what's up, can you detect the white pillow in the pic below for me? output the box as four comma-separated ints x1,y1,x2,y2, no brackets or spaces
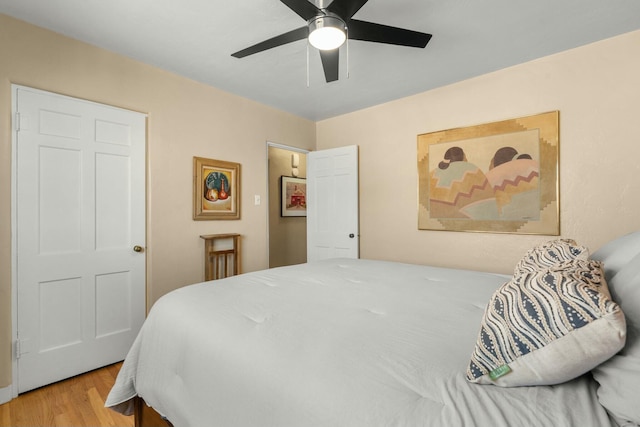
591,249,640,425
592,231,640,280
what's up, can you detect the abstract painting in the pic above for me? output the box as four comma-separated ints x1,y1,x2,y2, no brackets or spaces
417,111,559,234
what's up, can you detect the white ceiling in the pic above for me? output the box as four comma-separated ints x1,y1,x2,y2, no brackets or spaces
1,0,640,121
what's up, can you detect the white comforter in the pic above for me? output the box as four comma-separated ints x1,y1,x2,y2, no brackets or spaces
106,258,616,427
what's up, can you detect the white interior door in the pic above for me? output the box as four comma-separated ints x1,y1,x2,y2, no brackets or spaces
307,145,359,261
13,85,146,393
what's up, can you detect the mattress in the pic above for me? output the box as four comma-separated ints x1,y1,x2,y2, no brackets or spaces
106,258,616,427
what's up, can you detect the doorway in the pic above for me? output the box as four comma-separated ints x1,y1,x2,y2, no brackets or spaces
267,143,309,268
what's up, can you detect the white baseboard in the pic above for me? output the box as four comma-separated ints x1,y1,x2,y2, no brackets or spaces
0,384,15,405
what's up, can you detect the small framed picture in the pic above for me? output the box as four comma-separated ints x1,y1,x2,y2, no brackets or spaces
193,157,241,220
281,176,306,217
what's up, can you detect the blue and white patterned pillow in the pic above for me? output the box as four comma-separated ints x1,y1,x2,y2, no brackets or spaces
514,239,589,275
467,258,626,387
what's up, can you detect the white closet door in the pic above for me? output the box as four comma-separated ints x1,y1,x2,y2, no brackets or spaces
14,85,146,392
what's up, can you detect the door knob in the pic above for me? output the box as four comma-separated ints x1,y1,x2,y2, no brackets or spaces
349,234,355,238
133,245,144,253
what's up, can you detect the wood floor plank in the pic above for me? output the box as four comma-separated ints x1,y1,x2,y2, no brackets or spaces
0,404,10,426
88,387,116,427
54,412,73,427
0,363,134,427
59,391,85,427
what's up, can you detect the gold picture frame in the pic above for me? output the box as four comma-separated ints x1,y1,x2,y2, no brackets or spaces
193,157,241,220
417,111,559,235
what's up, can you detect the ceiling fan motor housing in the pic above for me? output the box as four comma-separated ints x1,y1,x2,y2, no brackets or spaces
308,12,347,50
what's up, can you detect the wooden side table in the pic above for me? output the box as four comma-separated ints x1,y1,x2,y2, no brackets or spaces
200,233,241,281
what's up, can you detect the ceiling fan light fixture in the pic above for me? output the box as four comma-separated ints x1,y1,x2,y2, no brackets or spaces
308,15,346,50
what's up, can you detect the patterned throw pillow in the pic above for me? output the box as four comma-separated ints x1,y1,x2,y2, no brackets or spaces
467,258,626,387
514,239,589,275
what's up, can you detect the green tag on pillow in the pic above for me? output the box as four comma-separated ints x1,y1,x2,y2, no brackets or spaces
489,364,512,380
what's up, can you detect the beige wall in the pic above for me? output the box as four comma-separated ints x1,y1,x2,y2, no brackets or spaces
268,146,307,268
2,12,639,393
317,29,640,274
0,14,315,388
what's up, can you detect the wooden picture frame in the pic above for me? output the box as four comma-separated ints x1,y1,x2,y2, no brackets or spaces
193,157,241,220
281,176,307,217
417,111,559,235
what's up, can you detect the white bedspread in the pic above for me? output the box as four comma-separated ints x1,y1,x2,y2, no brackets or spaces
106,258,616,427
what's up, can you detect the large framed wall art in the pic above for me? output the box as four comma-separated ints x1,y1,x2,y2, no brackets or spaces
193,156,241,220
417,111,559,235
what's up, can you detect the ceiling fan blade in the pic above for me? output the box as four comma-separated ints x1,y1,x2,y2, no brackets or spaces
327,0,369,20
280,0,322,21
348,19,432,48
319,49,339,82
231,26,308,58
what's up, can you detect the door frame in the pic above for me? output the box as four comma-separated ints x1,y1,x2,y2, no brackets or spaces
8,85,19,402
9,84,148,400
265,141,310,267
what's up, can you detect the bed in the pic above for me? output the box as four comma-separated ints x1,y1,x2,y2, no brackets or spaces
106,231,640,427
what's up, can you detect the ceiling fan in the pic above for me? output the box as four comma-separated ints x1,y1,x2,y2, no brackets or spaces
231,0,432,83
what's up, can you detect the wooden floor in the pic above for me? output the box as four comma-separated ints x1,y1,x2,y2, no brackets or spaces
0,363,134,427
